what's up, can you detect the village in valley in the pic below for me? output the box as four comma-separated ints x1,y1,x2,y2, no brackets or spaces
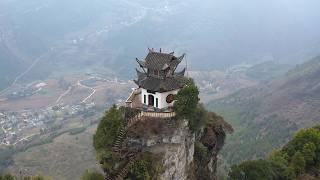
0,62,258,149
0,47,265,180
0,74,132,148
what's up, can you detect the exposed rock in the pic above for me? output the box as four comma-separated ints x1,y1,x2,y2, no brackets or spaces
126,114,232,180
128,119,195,180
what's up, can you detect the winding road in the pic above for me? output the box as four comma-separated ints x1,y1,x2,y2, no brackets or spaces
77,79,96,103
55,86,72,104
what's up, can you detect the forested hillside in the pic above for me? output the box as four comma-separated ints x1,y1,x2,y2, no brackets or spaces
229,126,320,180
208,56,320,164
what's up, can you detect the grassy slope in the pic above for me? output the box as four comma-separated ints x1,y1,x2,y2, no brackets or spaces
209,102,295,164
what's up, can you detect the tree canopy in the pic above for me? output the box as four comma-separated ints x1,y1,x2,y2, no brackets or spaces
92,105,124,174
81,170,104,180
93,105,124,150
0,174,48,180
174,78,199,119
173,78,203,131
229,126,320,180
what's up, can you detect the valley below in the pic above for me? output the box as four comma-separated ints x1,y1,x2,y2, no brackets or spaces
0,73,132,177
0,59,292,179
0,59,268,178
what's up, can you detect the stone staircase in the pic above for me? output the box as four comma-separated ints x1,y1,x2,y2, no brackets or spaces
105,175,114,180
115,153,137,180
112,125,126,152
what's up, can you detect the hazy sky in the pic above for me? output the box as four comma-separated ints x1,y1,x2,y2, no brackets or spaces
1,0,320,76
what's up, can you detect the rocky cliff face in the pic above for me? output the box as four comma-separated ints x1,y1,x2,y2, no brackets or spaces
195,118,232,180
127,118,194,179
126,113,232,180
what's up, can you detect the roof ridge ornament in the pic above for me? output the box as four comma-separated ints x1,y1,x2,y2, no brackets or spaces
148,48,154,52
178,53,186,61
136,58,147,74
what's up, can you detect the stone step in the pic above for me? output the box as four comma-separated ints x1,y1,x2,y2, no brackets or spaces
105,175,114,180
115,154,137,180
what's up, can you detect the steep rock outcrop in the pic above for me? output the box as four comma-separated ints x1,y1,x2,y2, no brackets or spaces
126,113,232,180
127,118,194,180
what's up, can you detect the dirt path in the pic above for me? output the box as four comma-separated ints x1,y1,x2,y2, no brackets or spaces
12,133,37,146
77,79,96,103
55,86,72,104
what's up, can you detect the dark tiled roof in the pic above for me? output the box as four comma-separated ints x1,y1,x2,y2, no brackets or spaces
135,75,185,92
142,52,184,70
136,68,146,81
134,51,186,92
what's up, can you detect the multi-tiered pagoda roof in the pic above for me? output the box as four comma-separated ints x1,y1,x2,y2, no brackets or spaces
134,51,186,92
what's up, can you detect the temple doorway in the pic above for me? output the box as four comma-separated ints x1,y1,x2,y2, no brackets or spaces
148,94,154,106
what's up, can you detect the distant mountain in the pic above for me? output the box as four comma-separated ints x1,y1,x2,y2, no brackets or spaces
0,43,26,90
208,56,320,164
1,0,320,90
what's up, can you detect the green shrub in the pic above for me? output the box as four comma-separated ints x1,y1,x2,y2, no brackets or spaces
173,78,208,132
194,141,209,163
291,152,306,175
174,78,199,120
93,105,124,150
0,174,15,180
229,126,320,179
81,170,104,180
130,152,163,180
0,174,48,180
229,159,285,180
92,105,126,174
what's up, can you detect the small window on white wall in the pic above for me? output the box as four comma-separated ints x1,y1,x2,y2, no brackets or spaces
156,98,158,108
144,95,146,104
166,94,174,103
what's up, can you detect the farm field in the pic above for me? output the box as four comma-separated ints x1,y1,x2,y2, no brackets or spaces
7,125,100,180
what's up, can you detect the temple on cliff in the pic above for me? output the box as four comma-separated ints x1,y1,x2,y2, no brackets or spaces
126,49,186,111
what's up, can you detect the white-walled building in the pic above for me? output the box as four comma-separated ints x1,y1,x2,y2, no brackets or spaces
126,49,186,111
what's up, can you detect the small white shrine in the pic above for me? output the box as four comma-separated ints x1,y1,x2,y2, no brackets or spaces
126,49,186,111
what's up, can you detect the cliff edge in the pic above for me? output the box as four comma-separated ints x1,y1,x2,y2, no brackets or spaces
92,79,233,180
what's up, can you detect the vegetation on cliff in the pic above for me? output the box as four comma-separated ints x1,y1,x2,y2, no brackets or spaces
89,78,232,179
174,78,233,179
93,105,125,150
81,170,104,180
91,105,163,179
0,174,48,180
173,78,210,132
229,126,320,180
128,152,163,180
173,78,202,131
